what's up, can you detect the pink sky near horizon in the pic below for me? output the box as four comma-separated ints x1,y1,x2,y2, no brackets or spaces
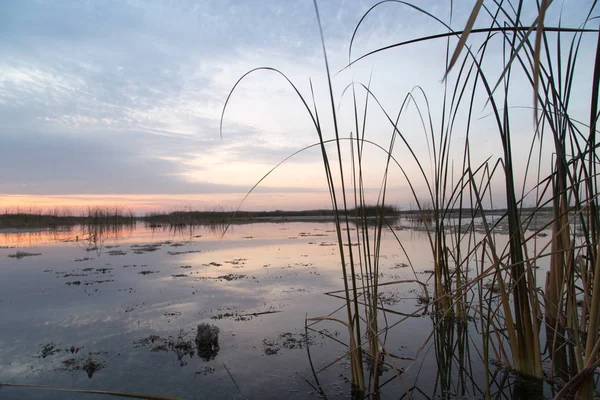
0,186,417,214
0,192,336,214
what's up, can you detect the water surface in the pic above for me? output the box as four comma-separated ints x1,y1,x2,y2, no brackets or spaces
0,220,559,399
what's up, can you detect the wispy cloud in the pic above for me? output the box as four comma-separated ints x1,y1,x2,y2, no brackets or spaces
1,0,594,210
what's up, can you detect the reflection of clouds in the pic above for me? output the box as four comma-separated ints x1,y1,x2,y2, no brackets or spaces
0,357,40,379
52,313,116,329
0,217,538,398
0,221,394,350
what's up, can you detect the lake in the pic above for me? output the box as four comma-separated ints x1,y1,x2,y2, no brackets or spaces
0,219,560,399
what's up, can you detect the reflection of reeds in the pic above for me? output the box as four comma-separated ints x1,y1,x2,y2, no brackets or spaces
224,1,599,398
83,206,136,226
76,222,136,254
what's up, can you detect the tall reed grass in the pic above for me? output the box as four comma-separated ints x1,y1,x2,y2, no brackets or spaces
223,0,600,398
0,206,136,228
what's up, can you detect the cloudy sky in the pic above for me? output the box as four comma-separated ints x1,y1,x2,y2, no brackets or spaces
0,0,595,212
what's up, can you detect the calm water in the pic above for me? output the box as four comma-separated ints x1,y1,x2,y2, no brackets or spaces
0,220,560,399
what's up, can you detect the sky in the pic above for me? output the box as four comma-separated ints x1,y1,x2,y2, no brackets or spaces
0,0,596,213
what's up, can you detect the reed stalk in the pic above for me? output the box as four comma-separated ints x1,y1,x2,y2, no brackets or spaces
224,0,600,397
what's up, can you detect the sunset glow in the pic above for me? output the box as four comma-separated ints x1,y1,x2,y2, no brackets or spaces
0,1,593,212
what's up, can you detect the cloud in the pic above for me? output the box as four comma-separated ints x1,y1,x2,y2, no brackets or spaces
1,0,595,209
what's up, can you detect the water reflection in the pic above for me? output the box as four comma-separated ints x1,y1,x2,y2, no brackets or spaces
397,314,550,400
0,223,136,249
0,221,234,251
75,224,135,254
0,220,570,399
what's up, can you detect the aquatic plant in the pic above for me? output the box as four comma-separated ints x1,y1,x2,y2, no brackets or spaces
0,206,136,229
222,0,600,398
7,251,42,259
195,323,220,361
7,1,597,399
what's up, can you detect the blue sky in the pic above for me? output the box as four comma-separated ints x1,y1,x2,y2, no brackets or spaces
0,0,596,211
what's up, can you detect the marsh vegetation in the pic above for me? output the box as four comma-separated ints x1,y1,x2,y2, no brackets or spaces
2,0,600,399
0,207,136,229
219,0,600,398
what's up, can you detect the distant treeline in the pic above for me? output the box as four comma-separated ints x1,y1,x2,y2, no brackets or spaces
142,205,552,226
0,204,553,229
142,204,401,226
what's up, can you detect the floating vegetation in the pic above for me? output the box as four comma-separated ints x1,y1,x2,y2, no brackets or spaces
61,354,106,379
39,343,62,358
377,291,403,306
35,342,105,379
122,264,148,268
60,272,87,278
72,257,93,262
135,325,220,366
195,366,215,376
262,332,312,356
318,242,335,247
65,279,114,286
37,343,82,359
131,244,161,254
8,251,42,259
210,307,281,322
164,311,182,317
107,250,127,256
298,232,328,237
167,250,202,256
135,332,195,367
216,274,245,281
224,258,247,266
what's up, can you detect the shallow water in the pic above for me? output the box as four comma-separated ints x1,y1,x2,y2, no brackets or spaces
0,220,571,399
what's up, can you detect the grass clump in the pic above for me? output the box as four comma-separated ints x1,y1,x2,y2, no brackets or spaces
195,323,220,362
0,206,136,229
8,251,42,259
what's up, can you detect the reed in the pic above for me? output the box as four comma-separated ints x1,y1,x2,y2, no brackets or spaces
224,1,600,398
7,2,599,398
219,1,600,398
0,206,136,228
347,0,600,396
